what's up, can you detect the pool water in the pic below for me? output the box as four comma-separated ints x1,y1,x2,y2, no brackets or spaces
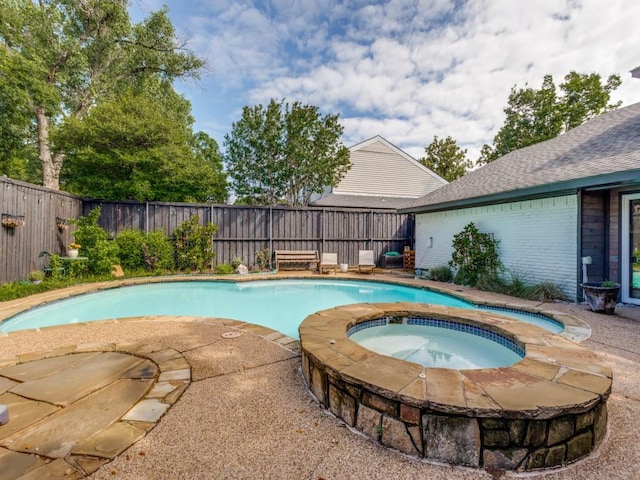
349,324,523,369
0,279,562,338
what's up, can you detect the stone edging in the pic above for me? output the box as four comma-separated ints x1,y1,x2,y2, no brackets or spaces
0,342,191,477
0,274,592,343
299,302,611,471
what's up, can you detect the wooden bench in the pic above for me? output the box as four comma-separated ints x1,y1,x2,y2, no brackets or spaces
275,250,319,271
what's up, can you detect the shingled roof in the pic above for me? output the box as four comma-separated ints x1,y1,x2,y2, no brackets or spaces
400,101,640,213
310,193,413,210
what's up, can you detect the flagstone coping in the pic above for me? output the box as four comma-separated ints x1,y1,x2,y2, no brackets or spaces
0,273,591,344
299,302,611,471
0,343,192,478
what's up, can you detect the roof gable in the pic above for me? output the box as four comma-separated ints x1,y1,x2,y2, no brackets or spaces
402,102,640,213
334,135,447,198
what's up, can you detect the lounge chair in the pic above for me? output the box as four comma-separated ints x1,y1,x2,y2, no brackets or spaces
358,250,376,274
319,252,338,274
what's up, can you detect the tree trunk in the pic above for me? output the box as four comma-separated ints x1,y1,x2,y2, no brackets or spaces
36,107,63,190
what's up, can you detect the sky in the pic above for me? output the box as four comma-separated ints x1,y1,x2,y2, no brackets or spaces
130,0,640,162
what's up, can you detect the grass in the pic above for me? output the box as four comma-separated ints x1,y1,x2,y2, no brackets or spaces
0,270,156,302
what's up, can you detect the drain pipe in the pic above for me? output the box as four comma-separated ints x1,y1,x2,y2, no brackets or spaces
581,256,592,301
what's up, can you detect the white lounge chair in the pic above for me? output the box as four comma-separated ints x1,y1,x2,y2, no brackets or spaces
358,250,376,274
320,252,338,274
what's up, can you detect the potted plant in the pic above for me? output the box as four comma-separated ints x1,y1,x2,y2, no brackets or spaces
581,280,621,314
67,242,81,259
28,270,45,284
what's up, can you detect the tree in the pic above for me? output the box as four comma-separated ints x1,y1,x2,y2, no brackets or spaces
191,131,228,204
224,99,351,206
479,71,621,164
55,88,228,202
419,135,472,182
0,0,204,189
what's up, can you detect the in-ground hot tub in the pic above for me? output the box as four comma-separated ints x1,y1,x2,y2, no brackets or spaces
299,302,611,471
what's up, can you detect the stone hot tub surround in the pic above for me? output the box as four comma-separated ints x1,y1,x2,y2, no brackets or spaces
299,303,611,471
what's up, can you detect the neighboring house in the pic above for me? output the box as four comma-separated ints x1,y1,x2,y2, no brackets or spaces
310,135,447,210
400,102,640,301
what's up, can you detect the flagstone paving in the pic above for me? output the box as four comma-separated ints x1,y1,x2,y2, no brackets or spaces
0,344,192,478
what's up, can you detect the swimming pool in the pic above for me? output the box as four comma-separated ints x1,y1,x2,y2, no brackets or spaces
0,279,562,337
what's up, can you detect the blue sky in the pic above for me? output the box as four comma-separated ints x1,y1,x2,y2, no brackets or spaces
130,0,640,161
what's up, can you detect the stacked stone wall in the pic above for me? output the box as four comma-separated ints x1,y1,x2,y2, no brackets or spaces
303,352,608,471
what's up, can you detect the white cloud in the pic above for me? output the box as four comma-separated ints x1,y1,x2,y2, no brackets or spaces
137,0,640,162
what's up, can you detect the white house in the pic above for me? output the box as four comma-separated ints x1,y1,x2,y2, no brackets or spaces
311,135,447,210
400,102,640,301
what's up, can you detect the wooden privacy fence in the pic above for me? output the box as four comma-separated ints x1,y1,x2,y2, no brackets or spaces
84,200,414,269
0,176,413,283
0,177,82,283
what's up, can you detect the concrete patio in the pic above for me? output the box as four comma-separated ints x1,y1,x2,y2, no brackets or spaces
0,274,639,479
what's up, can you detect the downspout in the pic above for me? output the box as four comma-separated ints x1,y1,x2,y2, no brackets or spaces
577,190,583,302
604,192,611,281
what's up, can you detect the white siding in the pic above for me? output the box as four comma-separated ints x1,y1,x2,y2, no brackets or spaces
415,195,579,298
335,139,445,197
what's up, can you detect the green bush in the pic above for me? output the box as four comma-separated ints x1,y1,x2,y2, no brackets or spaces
255,248,271,270
449,222,502,286
216,263,235,274
475,273,509,294
475,272,566,302
72,207,119,275
116,229,146,270
143,230,174,272
116,228,174,273
231,257,242,270
173,215,217,272
428,265,452,282
49,254,65,281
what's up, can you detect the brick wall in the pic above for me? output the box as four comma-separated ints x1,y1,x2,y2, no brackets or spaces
415,195,579,299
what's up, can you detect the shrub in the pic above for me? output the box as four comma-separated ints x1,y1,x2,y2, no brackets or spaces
475,272,567,302
216,263,235,274
28,270,45,282
173,215,217,272
72,207,119,275
475,273,509,294
231,257,242,270
49,254,65,281
449,222,502,286
526,283,567,302
255,248,271,270
116,229,145,270
143,230,174,272
428,265,452,282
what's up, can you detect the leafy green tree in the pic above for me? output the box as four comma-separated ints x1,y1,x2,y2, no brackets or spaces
224,99,351,206
419,135,472,182
0,0,203,189
55,88,227,202
0,52,40,182
479,71,621,164
191,131,228,203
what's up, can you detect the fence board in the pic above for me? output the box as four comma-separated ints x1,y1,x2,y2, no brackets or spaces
2,179,413,283
1,178,82,283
